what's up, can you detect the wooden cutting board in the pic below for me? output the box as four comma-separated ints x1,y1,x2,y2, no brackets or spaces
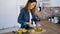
28,29,46,34
35,29,46,34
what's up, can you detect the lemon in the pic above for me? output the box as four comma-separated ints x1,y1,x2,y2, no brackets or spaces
16,28,27,34
21,28,27,32
37,28,43,32
31,30,35,33
16,30,22,34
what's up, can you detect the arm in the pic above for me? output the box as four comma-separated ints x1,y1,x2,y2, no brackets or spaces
33,14,38,24
18,8,25,24
33,14,41,27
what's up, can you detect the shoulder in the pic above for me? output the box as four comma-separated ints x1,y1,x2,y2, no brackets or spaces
20,8,27,13
20,8,27,12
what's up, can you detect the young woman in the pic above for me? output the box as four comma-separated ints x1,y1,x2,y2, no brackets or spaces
18,0,38,29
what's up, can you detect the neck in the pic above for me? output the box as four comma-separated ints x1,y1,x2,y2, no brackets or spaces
28,8,31,12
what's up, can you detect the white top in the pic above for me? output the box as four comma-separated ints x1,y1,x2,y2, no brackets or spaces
29,12,32,23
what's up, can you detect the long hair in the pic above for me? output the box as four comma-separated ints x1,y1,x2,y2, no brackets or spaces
24,0,37,14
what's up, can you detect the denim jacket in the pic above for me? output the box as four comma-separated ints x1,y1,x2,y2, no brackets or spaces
18,8,37,24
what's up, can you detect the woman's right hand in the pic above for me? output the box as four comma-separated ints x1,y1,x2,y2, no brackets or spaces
26,22,31,24
26,22,29,24
26,22,34,27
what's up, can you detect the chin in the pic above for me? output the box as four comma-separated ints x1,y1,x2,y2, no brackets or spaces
30,8,33,10
30,8,34,10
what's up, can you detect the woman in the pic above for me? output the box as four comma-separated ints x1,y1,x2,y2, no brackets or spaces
18,0,38,29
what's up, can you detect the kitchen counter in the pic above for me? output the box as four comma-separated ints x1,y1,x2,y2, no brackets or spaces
40,20,60,34
2,20,60,34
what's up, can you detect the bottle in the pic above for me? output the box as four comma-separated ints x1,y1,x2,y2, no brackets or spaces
48,17,51,21
54,17,58,24
58,17,60,24
51,16,54,23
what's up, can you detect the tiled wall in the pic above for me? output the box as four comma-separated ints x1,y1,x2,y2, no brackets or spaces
35,7,60,20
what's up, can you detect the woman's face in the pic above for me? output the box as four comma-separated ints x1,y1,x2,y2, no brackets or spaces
29,2,36,10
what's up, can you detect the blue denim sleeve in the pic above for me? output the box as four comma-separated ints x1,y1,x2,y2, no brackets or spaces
32,14,38,24
18,8,25,24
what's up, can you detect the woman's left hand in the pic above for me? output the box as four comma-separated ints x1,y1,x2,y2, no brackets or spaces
36,23,41,27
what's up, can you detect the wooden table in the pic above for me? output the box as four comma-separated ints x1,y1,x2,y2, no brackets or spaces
40,20,60,34
2,20,60,34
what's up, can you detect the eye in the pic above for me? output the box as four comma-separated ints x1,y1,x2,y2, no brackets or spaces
31,4,36,6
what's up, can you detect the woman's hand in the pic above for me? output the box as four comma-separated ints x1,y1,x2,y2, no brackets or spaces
26,22,34,27
26,22,29,24
28,23,34,27
36,23,41,28
26,22,31,25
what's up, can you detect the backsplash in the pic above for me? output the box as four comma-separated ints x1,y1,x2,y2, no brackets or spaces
35,7,60,20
